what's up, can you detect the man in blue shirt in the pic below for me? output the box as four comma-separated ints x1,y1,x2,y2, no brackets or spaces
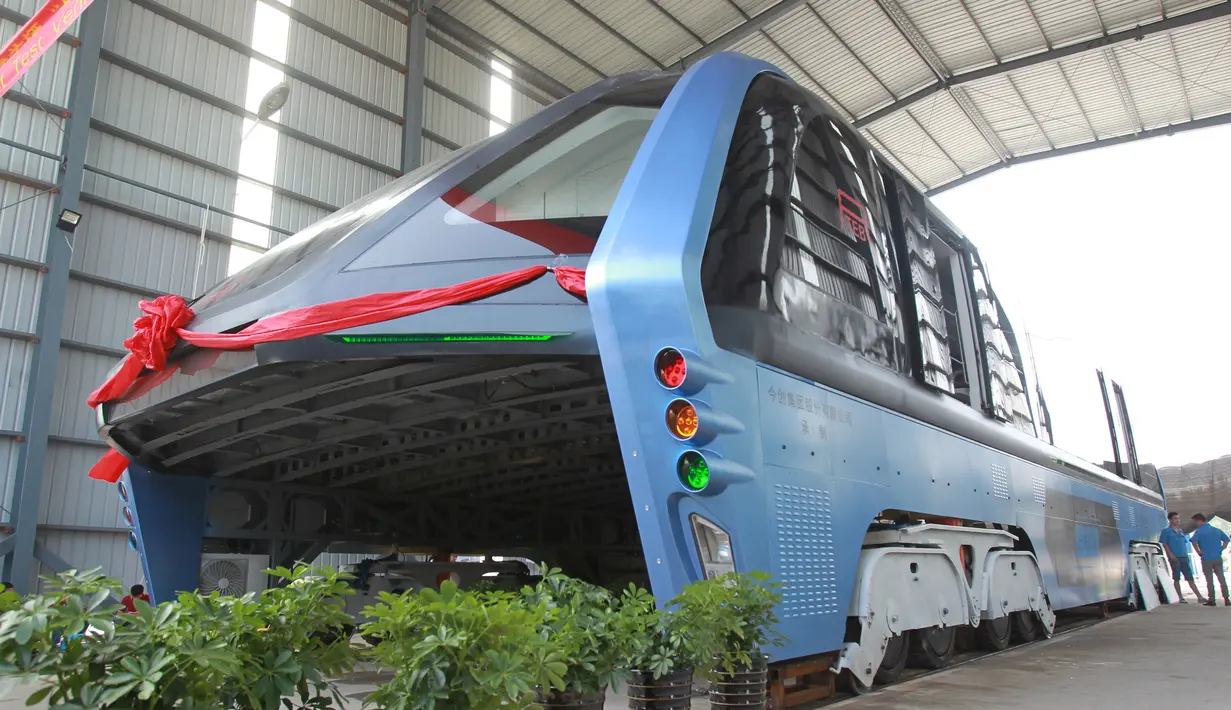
1189,513,1230,606
1160,512,1204,603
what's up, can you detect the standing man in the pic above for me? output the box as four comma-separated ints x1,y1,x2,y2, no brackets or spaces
1161,513,1204,603
1189,514,1230,606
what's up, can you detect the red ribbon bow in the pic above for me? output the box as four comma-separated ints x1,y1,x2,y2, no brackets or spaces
125,295,195,372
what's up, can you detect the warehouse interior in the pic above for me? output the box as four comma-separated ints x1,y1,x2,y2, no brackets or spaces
0,0,1229,593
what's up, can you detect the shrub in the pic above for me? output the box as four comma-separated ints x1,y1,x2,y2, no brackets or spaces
696,571,785,674
521,569,627,698
0,565,357,710
616,584,720,680
362,582,566,710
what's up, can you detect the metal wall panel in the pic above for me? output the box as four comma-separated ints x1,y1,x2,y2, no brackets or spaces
36,529,143,590
0,438,17,522
421,137,454,164
279,77,400,167
270,193,331,240
63,280,147,351
437,0,597,91
897,0,995,74
1172,19,1231,120
510,91,544,123
93,62,244,174
0,262,40,333
292,0,404,61
84,130,238,228
0,105,62,182
70,203,230,298
424,86,487,147
0,181,53,261
0,338,34,432
155,0,254,43
285,19,404,115
426,38,489,112
105,0,250,107
275,137,390,208
40,441,127,528
50,349,114,441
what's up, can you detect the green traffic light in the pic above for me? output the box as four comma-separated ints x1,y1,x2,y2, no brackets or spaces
677,451,710,492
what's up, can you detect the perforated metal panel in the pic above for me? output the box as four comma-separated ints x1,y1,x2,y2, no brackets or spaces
774,483,838,618
991,464,1009,500
1032,476,1046,506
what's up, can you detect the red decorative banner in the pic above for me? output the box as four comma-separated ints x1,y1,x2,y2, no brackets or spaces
86,265,587,483
0,0,95,100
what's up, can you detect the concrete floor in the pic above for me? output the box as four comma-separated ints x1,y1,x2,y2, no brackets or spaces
834,603,1231,709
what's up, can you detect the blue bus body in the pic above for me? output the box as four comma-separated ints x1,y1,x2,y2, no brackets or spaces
100,53,1164,664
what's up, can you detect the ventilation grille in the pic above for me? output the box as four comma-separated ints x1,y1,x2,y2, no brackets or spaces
774,484,838,618
1032,476,1046,506
1129,505,1137,528
991,464,1010,500
199,558,249,596
1112,501,1121,522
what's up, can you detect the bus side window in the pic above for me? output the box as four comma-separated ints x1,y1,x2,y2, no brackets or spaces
700,75,907,375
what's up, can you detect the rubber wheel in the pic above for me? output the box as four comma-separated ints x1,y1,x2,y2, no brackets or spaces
1011,610,1042,643
910,626,956,669
875,632,909,684
976,615,1012,651
842,670,872,695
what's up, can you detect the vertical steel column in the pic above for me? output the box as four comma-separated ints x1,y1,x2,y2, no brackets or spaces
3,0,110,591
401,0,435,172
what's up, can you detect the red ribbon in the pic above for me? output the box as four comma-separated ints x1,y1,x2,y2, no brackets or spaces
0,0,97,101
87,265,586,482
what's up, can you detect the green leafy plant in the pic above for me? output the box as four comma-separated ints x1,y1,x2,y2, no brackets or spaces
362,582,566,710
697,571,786,674
616,585,719,680
521,568,628,699
0,564,357,710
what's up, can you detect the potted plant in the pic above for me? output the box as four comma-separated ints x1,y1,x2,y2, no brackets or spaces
695,572,785,710
522,569,627,710
0,565,356,709
362,581,567,710
617,584,720,710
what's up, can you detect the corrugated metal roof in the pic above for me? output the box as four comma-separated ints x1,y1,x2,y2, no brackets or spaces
437,0,1231,192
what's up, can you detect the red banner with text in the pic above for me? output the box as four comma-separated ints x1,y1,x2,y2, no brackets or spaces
0,0,95,100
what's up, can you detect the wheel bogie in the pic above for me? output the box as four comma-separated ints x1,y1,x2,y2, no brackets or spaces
975,614,1012,651
909,626,957,669
834,522,1057,691
874,632,910,684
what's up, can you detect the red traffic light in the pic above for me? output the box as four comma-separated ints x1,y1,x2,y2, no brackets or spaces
655,348,687,389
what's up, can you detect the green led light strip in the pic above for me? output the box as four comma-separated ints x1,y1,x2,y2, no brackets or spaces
326,333,566,344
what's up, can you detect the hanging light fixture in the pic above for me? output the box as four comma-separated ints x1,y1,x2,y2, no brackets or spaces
56,208,82,232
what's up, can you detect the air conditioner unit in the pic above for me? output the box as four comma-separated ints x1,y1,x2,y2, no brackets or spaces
199,554,269,597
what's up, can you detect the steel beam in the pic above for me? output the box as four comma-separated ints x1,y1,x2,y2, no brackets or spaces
855,1,1231,128
426,11,573,100
3,0,109,593
681,0,809,66
480,0,607,81
402,0,435,172
927,109,1231,195
875,0,1010,163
